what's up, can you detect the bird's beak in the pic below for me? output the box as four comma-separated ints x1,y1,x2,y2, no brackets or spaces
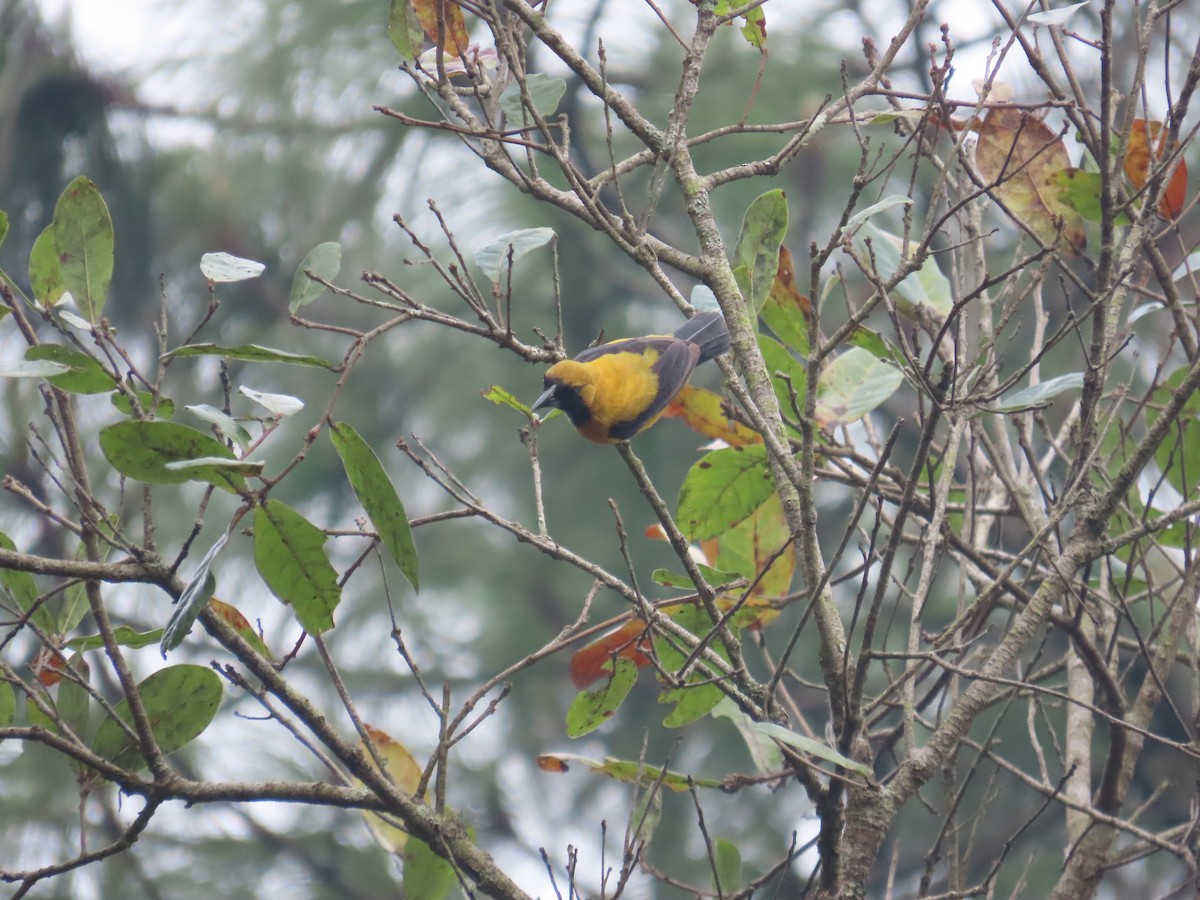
532,385,558,412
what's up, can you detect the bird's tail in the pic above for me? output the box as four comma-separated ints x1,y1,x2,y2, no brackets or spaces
673,310,731,364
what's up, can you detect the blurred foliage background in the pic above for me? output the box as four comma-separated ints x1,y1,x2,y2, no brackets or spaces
1,0,1191,896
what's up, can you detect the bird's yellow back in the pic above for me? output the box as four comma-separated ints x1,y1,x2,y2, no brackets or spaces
545,348,664,442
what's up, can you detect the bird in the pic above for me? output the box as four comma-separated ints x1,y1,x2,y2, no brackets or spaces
532,310,731,443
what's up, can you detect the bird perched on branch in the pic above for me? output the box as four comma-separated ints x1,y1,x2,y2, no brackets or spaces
532,310,731,443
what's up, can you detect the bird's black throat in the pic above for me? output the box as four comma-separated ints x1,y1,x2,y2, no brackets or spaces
548,383,592,427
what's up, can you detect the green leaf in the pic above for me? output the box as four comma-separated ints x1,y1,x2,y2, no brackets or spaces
0,680,14,727
844,194,913,231
535,752,722,791
629,779,662,844
160,457,259,480
1050,168,1130,225
0,532,57,634
58,542,94,634
403,835,458,900
715,492,794,598
66,627,165,651
29,225,66,308
289,241,342,312
815,347,902,428
52,176,114,324
481,384,530,415
677,444,774,541
845,326,899,363
758,333,807,423
27,693,55,731
732,189,788,312
0,359,70,380
760,260,810,355
185,404,250,446
254,500,341,634
992,372,1084,412
652,604,709,672
854,223,952,319
163,343,335,369
25,345,115,394
752,721,872,776
865,109,932,126
565,657,638,738
60,592,88,639
713,839,743,895
1150,367,1200,499
715,0,768,48
653,604,732,727
711,698,783,773
56,654,91,761
161,532,229,655
111,390,175,418
651,564,733,590
474,227,556,285
661,678,725,728
99,421,247,493
387,0,424,60
209,598,272,659
498,74,567,122
90,664,222,773
330,422,420,591
739,4,766,48
0,210,7,250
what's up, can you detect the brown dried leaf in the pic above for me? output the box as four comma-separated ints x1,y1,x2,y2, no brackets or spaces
662,385,761,448
32,647,66,687
1124,119,1188,220
357,723,424,855
975,108,1086,254
570,619,652,688
412,0,470,57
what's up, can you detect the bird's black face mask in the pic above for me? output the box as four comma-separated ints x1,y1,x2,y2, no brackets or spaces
532,380,591,427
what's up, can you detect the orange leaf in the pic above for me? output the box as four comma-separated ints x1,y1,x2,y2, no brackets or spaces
536,754,571,773
644,524,668,542
1124,119,1188,220
736,597,780,631
32,647,66,687
209,598,271,658
356,723,424,854
412,0,470,57
761,246,813,355
362,723,424,793
570,620,652,688
662,385,762,447
975,108,1086,254
769,246,810,315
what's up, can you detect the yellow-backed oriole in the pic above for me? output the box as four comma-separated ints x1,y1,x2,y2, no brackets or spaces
532,310,730,443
